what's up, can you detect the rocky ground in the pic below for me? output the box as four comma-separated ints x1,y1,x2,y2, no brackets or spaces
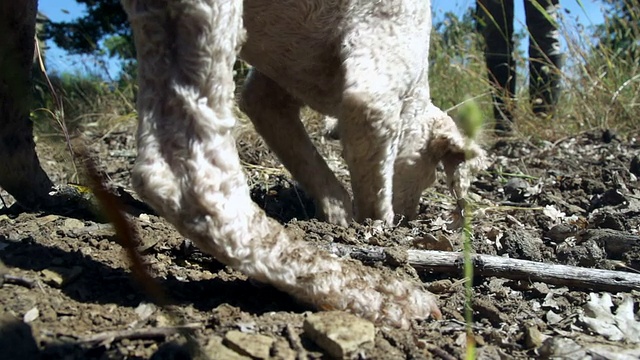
1,122,639,359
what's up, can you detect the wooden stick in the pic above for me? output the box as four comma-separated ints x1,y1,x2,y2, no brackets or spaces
78,323,202,344
1,274,36,288
321,243,640,292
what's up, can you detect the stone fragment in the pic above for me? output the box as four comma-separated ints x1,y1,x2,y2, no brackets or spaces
538,337,586,359
224,330,274,360
62,218,85,232
40,269,64,287
426,279,453,294
503,177,529,202
23,307,39,323
413,233,453,251
40,266,83,288
271,340,296,360
303,311,375,359
202,335,250,360
524,326,546,349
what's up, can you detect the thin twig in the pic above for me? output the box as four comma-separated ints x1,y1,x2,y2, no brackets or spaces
78,323,203,344
322,242,640,292
2,274,36,288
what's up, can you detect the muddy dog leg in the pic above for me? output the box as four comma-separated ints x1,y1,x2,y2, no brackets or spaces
391,70,435,220
339,22,416,223
340,91,401,224
240,70,352,226
122,0,439,328
393,99,487,222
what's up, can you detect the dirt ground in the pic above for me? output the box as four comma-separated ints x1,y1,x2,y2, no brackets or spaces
1,122,639,359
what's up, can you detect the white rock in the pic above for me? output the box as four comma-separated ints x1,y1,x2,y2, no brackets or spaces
303,311,375,359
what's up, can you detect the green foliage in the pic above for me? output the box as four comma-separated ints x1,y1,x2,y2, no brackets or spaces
429,9,488,113
32,70,136,137
38,1,638,140
529,0,640,137
42,0,131,59
596,0,640,62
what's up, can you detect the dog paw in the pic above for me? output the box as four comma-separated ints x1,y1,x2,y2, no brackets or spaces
316,194,353,226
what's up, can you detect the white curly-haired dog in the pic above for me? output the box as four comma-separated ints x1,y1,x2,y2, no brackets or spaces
122,0,485,328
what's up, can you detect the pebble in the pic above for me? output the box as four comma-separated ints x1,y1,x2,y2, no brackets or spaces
524,326,546,349
40,269,64,287
62,218,85,232
503,177,529,202
203,335,250,360
426,279,454,293
23,307,39,323
500,231,543,261
413,233,453,251
224,330,274,360
303,311,375,359
40,266,83,288
538,337,586,359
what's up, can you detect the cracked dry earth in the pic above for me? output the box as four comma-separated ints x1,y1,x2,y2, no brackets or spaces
1,125,640,359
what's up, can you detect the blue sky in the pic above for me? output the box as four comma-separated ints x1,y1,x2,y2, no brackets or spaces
38,0,607,77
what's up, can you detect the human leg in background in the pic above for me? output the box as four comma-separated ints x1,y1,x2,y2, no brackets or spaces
525,0,562,118
477,0,516,133
0,0,58,209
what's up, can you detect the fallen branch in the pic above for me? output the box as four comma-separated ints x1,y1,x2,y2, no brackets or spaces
322,243,640,292
78,323,202,344
1,274,36,289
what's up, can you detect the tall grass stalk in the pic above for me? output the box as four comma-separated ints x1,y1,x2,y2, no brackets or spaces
430,4,639,141
463,206,476,360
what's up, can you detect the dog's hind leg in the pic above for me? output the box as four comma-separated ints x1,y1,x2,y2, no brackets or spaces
241,70,352,226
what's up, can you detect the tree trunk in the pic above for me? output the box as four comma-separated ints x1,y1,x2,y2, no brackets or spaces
0,0,56,209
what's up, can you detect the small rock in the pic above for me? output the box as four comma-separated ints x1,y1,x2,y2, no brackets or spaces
236,321,257,333
543,224,579,243
546,310,563,325
40,266,83,288
62,218,85,232
413,233,453,251
524,326,546,349
503,178,529,202
590,189,627,210
202,336,250,360
426,279,453,294
40,269,64,287
473,297,507,326
224,330,274,360
557,239,605,267
303,311,375,359
588,212,626,231
538,337,586,359
134,302,156,320
500,231,543,261
23,307,39,323
271,340,296,360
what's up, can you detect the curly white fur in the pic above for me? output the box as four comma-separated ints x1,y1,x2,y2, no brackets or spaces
121,0,448,329
240,0,486,225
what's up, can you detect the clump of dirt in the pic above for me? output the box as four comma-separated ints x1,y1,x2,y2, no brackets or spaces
1,127,639,359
